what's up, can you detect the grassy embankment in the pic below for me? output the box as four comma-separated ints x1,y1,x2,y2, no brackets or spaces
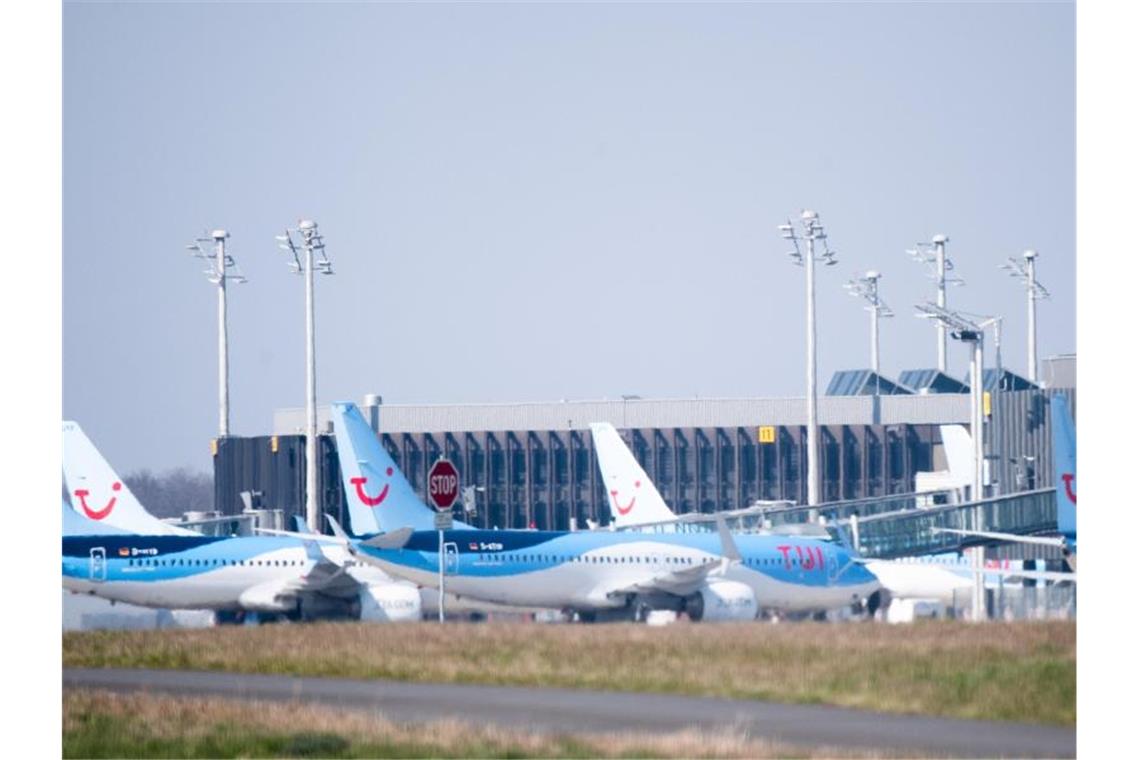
63,620,1075,726
64,690,890,759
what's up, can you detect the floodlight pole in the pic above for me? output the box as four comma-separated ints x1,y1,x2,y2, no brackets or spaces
1025,250,1039,383
870,288,880,375
993,319,1002,379
187,229,246,440
781,210,835,507
915,302,989,619
805,227,820,506
964,330,986,622
1000,250,1048,385
933,235,949,373
970,335,985,501
846,271,892,377
214,230,231,438
300,221,320,533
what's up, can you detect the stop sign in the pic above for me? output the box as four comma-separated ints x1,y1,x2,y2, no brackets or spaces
427,459,460,511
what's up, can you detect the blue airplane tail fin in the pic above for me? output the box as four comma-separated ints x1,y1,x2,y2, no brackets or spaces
1052,393,1076,541
330,401,472,534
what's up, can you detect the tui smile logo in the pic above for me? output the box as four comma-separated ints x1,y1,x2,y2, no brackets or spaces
1062,473,1076,505
74,482,121,520
610,480,641,516
351,468,394,508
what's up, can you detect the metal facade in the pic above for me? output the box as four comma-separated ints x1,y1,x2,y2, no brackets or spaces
215,389,1071,532
273,394,971,435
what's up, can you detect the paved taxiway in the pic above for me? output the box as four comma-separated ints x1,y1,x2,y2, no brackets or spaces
64,668,1074,758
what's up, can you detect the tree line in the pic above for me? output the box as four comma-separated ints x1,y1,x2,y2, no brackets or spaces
121,468,214,518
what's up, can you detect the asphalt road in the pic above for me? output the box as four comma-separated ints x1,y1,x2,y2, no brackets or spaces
64,667,1075,758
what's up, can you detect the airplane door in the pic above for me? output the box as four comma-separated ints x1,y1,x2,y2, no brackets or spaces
89,547,107,583
444,543,460,575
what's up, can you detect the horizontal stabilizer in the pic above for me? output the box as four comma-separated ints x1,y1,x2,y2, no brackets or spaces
361,527,414,550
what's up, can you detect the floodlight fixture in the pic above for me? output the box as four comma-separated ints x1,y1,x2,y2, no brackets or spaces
998,251,1050,300
188,229,248,285
958,311,1005,378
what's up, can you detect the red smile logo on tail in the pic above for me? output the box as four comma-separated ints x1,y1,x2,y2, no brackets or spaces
351,468,394,507
610,480,641,516
74,482,121,520
1062,473,1076,505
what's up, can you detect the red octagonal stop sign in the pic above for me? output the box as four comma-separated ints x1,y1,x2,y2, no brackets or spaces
427,459,460,511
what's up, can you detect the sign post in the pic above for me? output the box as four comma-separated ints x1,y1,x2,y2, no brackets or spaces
427,458,460,623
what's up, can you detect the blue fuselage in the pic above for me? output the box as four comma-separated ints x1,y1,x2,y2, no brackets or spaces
353,528,879,613
62,534,314,611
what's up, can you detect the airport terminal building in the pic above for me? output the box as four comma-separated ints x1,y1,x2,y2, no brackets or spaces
213,357,1075,532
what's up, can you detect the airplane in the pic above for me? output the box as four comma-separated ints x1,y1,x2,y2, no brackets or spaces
930,393,1077,569
588,421,1073,612
61,421,422,622
324,401,880,622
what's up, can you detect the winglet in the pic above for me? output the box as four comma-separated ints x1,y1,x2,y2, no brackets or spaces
715,515,742,562
833,518,859,556
325,513,353,546
301,539,325,563
292,514,310,534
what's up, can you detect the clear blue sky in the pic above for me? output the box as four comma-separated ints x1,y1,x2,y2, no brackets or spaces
63,1,1074,475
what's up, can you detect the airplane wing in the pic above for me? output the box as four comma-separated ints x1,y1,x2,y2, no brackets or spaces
603,516,739,598
600,557,727,599
251,540,372,603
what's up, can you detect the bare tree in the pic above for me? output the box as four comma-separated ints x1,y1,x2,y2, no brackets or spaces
122,468,213,519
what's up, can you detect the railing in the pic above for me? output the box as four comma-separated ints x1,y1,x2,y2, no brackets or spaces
948,583,1076,621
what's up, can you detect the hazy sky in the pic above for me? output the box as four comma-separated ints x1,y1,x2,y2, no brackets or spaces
63,1,1075,475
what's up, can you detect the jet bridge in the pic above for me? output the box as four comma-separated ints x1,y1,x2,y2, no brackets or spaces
613,488,1059,560
852,487,1057,558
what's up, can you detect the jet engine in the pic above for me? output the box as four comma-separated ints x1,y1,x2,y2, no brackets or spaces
358,582,422,622
236,582,298,613
684,580,758,622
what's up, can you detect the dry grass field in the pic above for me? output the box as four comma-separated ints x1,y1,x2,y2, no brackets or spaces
64,689,893,759
63,619,1075,726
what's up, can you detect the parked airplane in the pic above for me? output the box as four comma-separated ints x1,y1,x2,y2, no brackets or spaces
61,422,421,622
588,421,1072,611
326,402,880,621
